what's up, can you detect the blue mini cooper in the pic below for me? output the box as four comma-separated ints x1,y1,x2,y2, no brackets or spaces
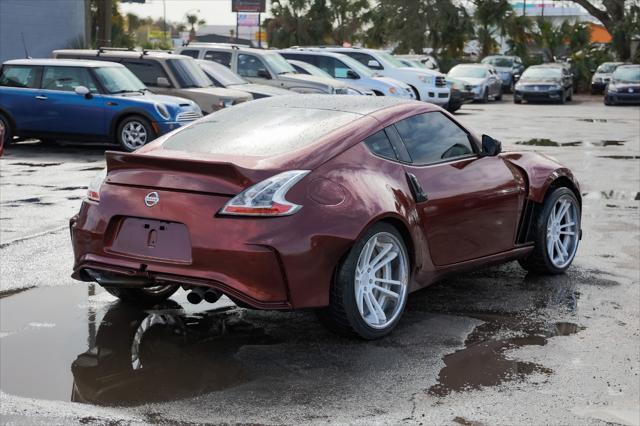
0,59,202,152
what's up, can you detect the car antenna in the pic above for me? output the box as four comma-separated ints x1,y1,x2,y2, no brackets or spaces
21,32,31,59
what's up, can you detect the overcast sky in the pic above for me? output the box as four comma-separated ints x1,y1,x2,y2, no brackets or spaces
119,0,271,26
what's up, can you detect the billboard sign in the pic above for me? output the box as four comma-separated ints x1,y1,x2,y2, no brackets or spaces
232,0,266,13
238,13,260,27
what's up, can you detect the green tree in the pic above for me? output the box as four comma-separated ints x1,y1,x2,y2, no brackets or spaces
503,15,535,59
186,13,206,41
473,0,512,57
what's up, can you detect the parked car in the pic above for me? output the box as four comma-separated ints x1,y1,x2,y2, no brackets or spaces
604,64,640,106
480,55,524,92
446,77,475,112
70,95,582,339
0,113,4,156
514,64,574,104
279,49,414,99
395,54,440,71
176,43,350,94
285,59,372,95
53,49,252,114
0,59,202,151
591,62,624,94
447,64,503,102
196,59,291,99
321,47,450,106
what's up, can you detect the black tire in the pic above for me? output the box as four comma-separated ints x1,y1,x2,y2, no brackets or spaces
116,115,156,152
480,88,489,103
104,284,179,306
316,222,410,340
518,187,581,275
495,87,503,101
567,87,573,101
0,113,13,147
514,98,522,104
559,90,567,104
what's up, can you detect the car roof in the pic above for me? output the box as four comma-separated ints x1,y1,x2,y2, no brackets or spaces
181,43,268,55
616,64,639,68
280,48,347,59
3,58,123,67
53,49,188,60
530,63,564,68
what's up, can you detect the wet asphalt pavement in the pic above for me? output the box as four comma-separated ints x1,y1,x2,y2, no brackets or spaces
0,95,639,425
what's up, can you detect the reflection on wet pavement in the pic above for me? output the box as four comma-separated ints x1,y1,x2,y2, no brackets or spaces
582,191,640,201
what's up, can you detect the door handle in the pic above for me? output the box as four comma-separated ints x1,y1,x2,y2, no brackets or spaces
35,95,48,100
406,172,428,203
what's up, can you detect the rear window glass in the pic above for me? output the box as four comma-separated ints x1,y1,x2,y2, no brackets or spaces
162,104,359,157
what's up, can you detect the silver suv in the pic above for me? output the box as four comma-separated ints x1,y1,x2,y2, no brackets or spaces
53,49,252,113
176,43,350,94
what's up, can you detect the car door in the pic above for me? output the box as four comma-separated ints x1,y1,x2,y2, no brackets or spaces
38,66,105,135
204,50,232,67
396,111,525,266
0,64,43,133
236,53,279,87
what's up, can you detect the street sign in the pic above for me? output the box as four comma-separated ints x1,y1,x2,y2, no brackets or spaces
232,0,266,13
238,13,259,27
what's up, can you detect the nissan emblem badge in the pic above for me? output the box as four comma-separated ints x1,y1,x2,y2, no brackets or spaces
145,191,160,207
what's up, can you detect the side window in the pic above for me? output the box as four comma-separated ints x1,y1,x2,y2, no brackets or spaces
42,66,97,92
314,56,350,78
291,63,309,75
344,52,382,70
0,65,41,88
180,50,200,59
364,130,397,161
205,51,231,67
237,53,267,78
395,112,474,165
121,60,169,87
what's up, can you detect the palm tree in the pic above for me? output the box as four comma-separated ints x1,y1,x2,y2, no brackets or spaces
186,13,205,41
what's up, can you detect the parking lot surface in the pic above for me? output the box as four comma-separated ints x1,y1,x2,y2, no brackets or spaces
0,95,639,425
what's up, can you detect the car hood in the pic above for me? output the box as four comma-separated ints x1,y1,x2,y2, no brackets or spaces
455,77,485,86
184,86,252,100
280,73,348,89
493,66,513,73
230,83,291,97
114,92,197,108
398,67,441,77
374,76,411,90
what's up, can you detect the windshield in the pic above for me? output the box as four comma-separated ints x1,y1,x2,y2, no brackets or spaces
377,51,407,68
93,66,146,93
482,57,514,67
612,66,640,82
167,58,213,88
448,66,487,79
200,61,247,86
339,55,375,77
520,67,561,80
596,63,620,73
262,52,296,75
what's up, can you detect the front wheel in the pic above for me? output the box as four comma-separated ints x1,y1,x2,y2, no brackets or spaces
317,223,410,339
104,284,179,306
0,114,13,148
495,87,503,101
518,187,581,274
480,88,489,103
116,115,155,152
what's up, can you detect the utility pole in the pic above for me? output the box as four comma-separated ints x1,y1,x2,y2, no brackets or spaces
163,0,167,45
257,13,261,48
96,0,112,47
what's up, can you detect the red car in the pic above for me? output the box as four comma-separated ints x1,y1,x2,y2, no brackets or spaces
70,96,582,339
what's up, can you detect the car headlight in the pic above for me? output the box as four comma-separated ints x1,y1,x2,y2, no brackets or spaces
388,86,397,95
87,167,107,202
154,103,171,120
608,84,617,93
417,75,431,84
216,99,234,109
346,88,362,95
551,84,562,90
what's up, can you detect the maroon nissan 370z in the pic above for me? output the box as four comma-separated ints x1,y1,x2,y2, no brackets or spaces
70,95,582,339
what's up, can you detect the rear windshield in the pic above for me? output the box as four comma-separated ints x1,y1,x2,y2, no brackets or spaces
162,104,359,156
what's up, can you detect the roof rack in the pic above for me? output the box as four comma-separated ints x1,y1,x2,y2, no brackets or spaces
141,49,173,58
97,46,134,56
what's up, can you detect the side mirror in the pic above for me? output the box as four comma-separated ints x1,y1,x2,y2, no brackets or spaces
481,134,502,157
74,85,92,99
156,77,171,88
367,59,382,69
513,74,521,82
346,69,359,79
257,69,271,79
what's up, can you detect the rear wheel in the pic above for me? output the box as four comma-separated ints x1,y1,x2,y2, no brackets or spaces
480,88,489,103
0,114,13,147
518,187,580,274
104,284,179,306
317,223,410,339
117,115,155,152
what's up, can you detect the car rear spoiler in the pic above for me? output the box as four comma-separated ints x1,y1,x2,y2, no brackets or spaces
104,151,265,196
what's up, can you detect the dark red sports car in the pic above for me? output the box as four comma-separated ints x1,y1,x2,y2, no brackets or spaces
70,96,582,339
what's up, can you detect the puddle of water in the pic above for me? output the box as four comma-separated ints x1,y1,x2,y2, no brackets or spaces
515,139,581,147
598,155,640,160
11,162,62,167
596,140,626,146
582,191,640,201
80,167,104,172
428,314,583,396
578,118,608,123
54,186,87,191
0,285,279,407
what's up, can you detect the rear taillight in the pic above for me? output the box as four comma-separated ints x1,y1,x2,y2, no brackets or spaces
219,170,310,217
86,168,107,202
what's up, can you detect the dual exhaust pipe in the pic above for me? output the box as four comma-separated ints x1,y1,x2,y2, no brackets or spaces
186,287,222,304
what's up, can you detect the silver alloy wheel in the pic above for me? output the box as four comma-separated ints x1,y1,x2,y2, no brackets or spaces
546,195,579,269
121,121,148,150
354,232,409,329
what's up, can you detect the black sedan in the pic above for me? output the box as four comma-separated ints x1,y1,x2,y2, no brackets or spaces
514,64,574,104
604,64,640,106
